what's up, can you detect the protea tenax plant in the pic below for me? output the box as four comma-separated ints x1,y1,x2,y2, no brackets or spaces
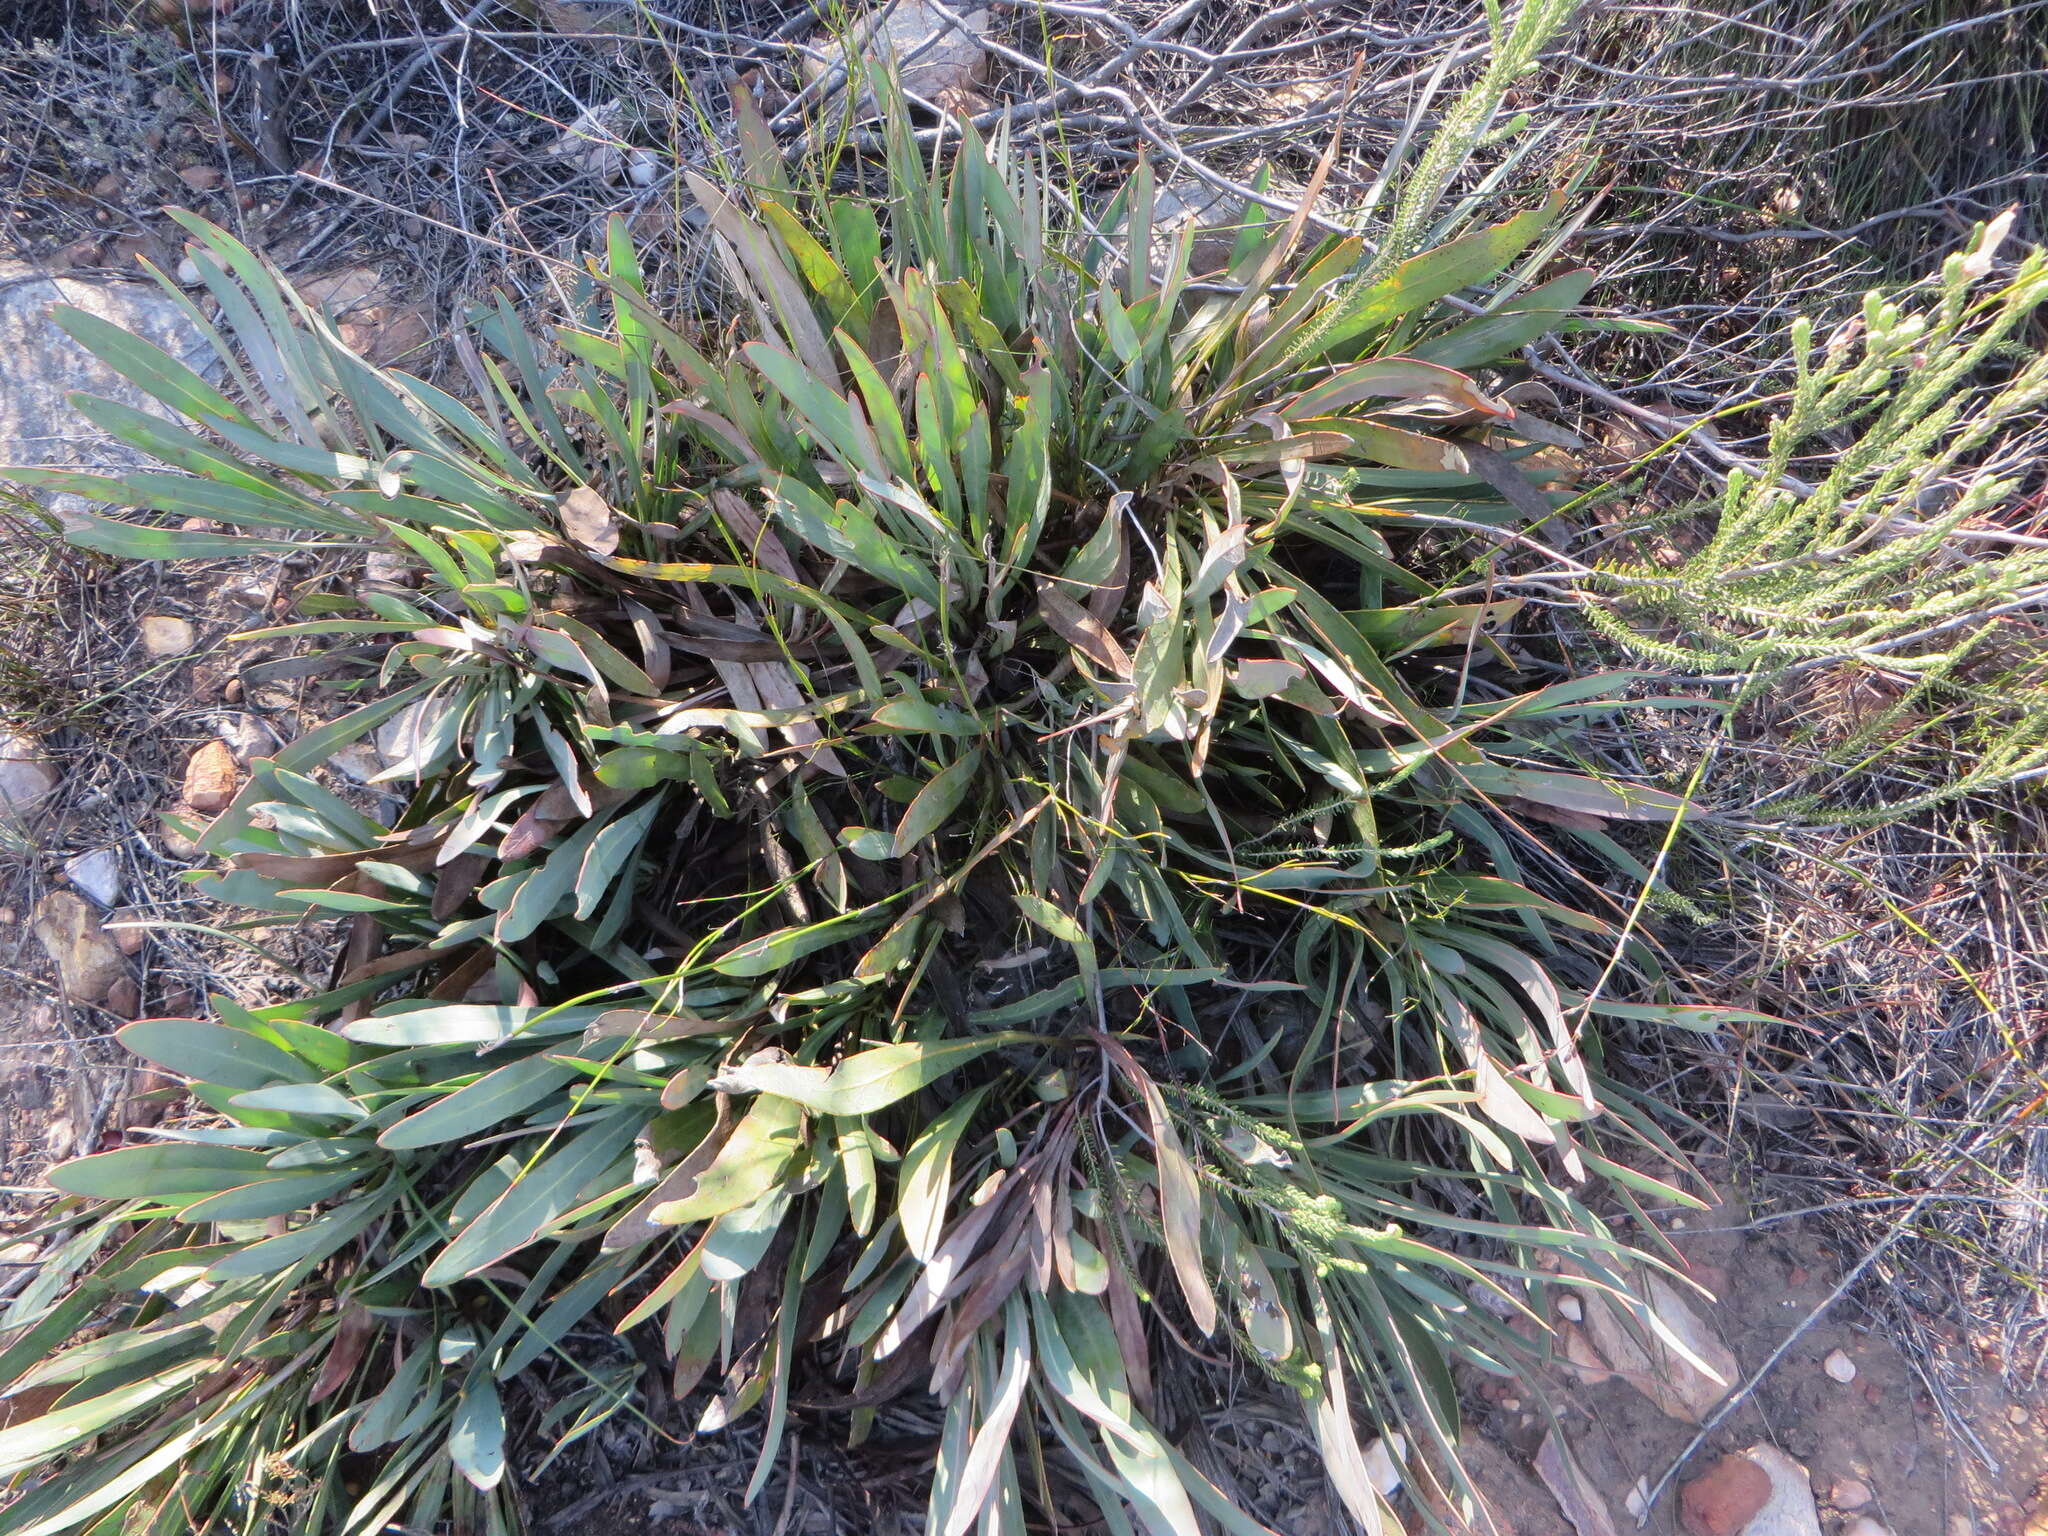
0,74,1744,1536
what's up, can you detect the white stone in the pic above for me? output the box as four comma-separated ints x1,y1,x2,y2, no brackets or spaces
1361,1433,1405,1496
1579,1272,1738,1422
328,744,384,784
0,733,57,815
1831,1476,1873,1510
802,0,991,114
159,815,202,861
217,712,277,765
1108,180,1253,281
139,615,195,657
1823,1348,1856,1383
0,264,220,526
1625,1478,1651,1521
63,847,123,907
375,695,452,769
1737,1445,1825,1536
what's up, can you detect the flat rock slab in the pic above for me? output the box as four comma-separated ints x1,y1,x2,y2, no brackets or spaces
0,263,217,511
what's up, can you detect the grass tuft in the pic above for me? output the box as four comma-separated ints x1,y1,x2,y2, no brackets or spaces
0,56,1764,1536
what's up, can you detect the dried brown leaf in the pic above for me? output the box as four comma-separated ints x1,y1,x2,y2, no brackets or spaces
1035,578,1132,676
1534,1431,1620,1536
558,487,621,556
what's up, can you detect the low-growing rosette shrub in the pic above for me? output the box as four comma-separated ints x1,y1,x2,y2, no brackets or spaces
0,81,1740,1536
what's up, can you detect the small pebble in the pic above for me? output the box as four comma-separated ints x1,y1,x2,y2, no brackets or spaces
216,713,275,766
1361,1434,1405,1496
109,910,146,957
328,744,383,785
159,817,202,861
139,615,195,657
1557,1295,1584,1323
0,732,58,813
62,847,123,908
1823,1348,1857,1383
219,573,278,611
44,1114,79,1161
182,740,239,813
1625,1478,1650,1521
2009,1404,2031,1426
1832,1477,1873,1510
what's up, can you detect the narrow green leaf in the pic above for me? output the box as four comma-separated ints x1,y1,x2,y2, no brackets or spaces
61,505,314,559
118,1017,308,1091
208,1192,388,1279
1278,198,1563,370
497,811,616,944
448,1377,507,1490
1409,269,1597,370
0,1358,213,1476
1460,764,1689,821
379,1055,581,1150
49,1143,273,1199
350,1338,437,1451
893,748,983,857
871,697,982,737
278,888,415,913
651,1095,804,1228
710,909,885,978
424,1111,640,1285
341,1005,594,1048
51,304,247,426
898,1084,991,1262
176,1168,363,1222
229,1083,362,1119
574,798,661,919
711,1034,1030,1118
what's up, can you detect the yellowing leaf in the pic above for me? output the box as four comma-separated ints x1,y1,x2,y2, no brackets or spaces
651,1095,804,1228
710,909,884,977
